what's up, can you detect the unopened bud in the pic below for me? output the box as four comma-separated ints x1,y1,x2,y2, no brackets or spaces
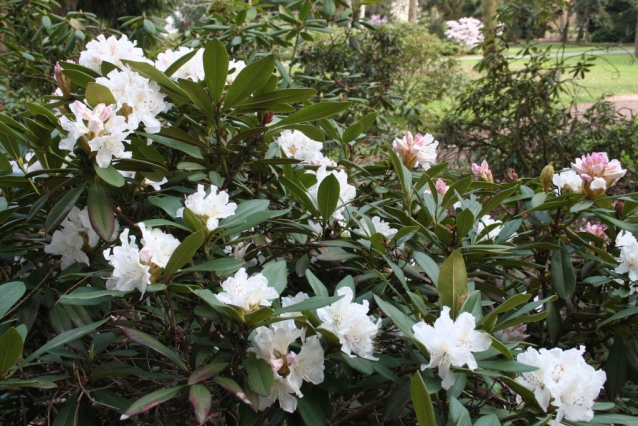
53,61,73,96
504,168,518,183
540,162,554,193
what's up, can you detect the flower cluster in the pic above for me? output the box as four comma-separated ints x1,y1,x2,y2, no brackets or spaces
368,14,388,25
276,130,334,165
413,307,491,389
45,206,119,269
516,346,606,425
317,287,382,360
155,47,205,82
216,268,279,312
103,224,180,295
615,231,638,286
306,165,357,222
445,17,484,47
392,131,438,170
249,320,325,413
552,169,582,195
354,216,397,238
79,34,147,73
176,184,237,232
571,152,626,199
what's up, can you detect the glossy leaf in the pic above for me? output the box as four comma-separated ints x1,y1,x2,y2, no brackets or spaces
438,250,468,319
551,240,576,300
0,328,23,376
317,173,339,224
189,384,211,425
188,362,229,385
163,230,205,279
224,55,275,109
85,82,117,107
121,385,186,420
245,353,274,397
411,372,436,426
275,102,351,127
44,184,85,234
87,180,115,241
0,281,26,319
203,39,229,103
120,327,189,372
94,164,125,187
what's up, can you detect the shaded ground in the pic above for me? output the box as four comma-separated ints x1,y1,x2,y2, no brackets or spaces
575,94,638,117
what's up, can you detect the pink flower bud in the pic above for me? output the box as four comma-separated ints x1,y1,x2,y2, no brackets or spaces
471,160,493,183
435,178,449,197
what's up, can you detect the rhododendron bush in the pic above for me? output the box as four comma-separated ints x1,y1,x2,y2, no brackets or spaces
2,27,638,426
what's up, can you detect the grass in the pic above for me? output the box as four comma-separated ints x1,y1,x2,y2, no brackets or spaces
455,49,638,105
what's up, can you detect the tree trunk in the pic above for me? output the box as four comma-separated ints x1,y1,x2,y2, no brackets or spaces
408,0,418,22
635,9,638,57
560,8,570,42
482,0,498,57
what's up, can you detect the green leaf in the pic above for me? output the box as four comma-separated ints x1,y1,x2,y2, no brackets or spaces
374,295,415,338
551,240,576,300
189,384,211,425
139,132,203,159
119,327,189,372
182,207,206,233
87,180,115,241
455,209,474,241
203,39,229,103
276,102,350,127
438,250,468,319
143,18,156,34
489,335,514,360
474,414,501,426
180,79,215,118
94,164,125,187
85,82,116,107
61,69,96,87
261,261,287,295
188,362,229,385
59,288,129,306
164,49,198,77
280,176,319,216
323,0,336,15
594,212,638,234
412,251,439,287
182,257,244,273
480,294,531,328
45,184,85,234
163,230,205,279
605,337,628,401
342,122,362,144
20,319,108,366
121,60,188,102
223,55,275,109
477,360,539,373
0,281,26,319
121,385,186,420
246,353,274,397
235,89,317,109
317,173,339,223
274,295,343,315
305,270,328,297
297,396,326,426
598,307,638,329
213,377,256,409
192,289,245,323
0,328,23,376
411,372,436,426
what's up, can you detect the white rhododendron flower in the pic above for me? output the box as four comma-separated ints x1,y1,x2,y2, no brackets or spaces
317,287,381,360
615,231,638,283
45,206,119,269
103,228,152,295
306,166,356,222
142,176,168,191
79,34,146,73
392,131,438,170
96,67,171,134
276,130,324,163
355,216,397,238
154,47,205,81
516,346,606,425
137,223,180,268
281,292,310,317
86,113,132,167
249,321,325,413
176,184,237,231
227,59,246,85
552,170,583,195
412,306,491,389
216,268,278,312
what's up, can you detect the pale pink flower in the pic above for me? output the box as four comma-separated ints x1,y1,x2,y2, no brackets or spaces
582,222,607,241
392,131,438,170
435,178,449,197
571,152,626,199
471,160,493,183
493,324,529,344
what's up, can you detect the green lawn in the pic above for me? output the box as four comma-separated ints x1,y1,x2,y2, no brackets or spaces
456,51,638,104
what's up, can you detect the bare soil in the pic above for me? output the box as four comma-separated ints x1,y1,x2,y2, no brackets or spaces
574,94,638,118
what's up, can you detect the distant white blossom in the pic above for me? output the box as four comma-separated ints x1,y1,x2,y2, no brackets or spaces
217,268,278,312
276,130,324,163
227,59,246,85
317,287,381,360
79,34,147,73
354,216,397,239
176,184,237,231
155,47,205,81
445,17,484,46
412,306,491,389
516,346,606,425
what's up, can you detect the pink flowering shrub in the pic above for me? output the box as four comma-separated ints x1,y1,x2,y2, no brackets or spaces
445,17,484,46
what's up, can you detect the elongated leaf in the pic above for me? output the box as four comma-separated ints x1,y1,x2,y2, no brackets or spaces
374,296,415,338
481,294,531,328
121,60,188,101
139,132,203,159
182,257,244,273
245,353,274,397
236,88,316,109
297,396,326,426
477,360,538,373
52,393,80,426
20,319,108,366
164,49,198,77
317,173,339,223
87,180,115,240
274,295,343,315
190,384,211,425
342,122,362,144
411,372,436,426
0,281,26,319
276,102,350,127
224,55,275,109
598,307,638,329
94,164,125,187
260,261,287,295
551,240,575,300
438,250,467,319
305,270,328,297
180,79,215,118
120,327,189,372
213,376,256,410
188,362,229,385
412,251,439,287
0,328,23,376
45,184,85,233
163,230,205,279
280,177,319,216
121,385,186,420
605,337,628,401
203,39,229,103
85,82,116,107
